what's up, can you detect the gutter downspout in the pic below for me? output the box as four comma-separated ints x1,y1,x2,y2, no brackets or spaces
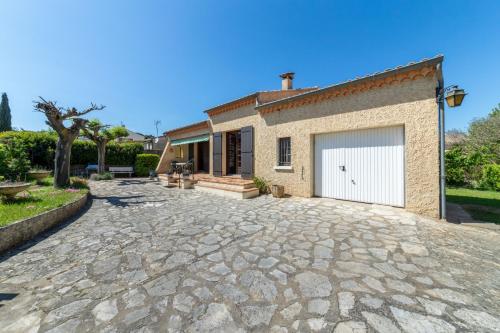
436,63,446,220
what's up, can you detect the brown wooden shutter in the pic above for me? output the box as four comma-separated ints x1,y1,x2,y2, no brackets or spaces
240,126,254,179
213,132,223,177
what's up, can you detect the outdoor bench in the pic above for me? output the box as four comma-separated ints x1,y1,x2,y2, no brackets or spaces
109,166,134,177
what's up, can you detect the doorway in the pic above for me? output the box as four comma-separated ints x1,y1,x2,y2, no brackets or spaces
226,130,241,175
197,141,209,172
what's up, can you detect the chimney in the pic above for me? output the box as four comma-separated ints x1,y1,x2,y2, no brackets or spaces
280,72,295,90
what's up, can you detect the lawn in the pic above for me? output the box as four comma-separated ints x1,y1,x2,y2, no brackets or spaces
446,187,500,224
0,178,88,227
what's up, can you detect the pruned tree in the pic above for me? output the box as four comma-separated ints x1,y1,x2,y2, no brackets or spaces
81,120,128,173
0,93,12,132
34,97,105,187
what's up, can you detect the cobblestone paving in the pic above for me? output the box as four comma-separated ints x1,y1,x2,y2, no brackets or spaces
1,179,499,332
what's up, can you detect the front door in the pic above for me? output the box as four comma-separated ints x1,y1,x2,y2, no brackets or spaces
226,131,241,175
197,141,209,172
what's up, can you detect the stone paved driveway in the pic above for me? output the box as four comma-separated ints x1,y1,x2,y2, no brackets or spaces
1,179,499,333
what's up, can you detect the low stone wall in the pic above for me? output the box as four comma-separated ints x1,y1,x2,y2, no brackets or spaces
0,192,89,254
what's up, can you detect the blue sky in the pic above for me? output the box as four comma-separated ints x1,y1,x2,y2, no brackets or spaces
1,1,499,135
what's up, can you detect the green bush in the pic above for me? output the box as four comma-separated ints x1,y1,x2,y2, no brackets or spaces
445,148,466,186
0,131,144,168
253,176,270,194
480,164,500,191
0,144,8,178
107,142,144,166
72,140,97,165
90,172,114,181
0,138,31,181
135,154,160,177
0,131,56,169
71,177,89,189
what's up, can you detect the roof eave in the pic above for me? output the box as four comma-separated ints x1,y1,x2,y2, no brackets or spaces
256,55,444,110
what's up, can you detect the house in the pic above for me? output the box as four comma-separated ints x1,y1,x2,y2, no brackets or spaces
158,56,444,218
116,129,147,143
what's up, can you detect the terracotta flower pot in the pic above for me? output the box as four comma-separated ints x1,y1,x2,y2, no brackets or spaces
271,184,285,198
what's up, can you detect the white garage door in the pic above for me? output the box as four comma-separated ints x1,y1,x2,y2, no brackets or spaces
314,126,405,207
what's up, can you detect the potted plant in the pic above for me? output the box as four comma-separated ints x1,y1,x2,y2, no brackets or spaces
271,184,285,198
0,181,31,200
0,138,32,199
28,167,52,182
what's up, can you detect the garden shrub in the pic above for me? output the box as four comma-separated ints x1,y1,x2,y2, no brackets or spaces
107,142,144,166
90,172,114,181
0,138,31,181
480,164,500,191
0,144,8,178
72,140,97,165
253,176,270,194
70,177,89,189
0,131,56,169
0,131,144,169
445,148,466,186
135,154,160,176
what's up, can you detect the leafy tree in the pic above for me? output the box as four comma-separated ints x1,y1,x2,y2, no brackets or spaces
467,104,500,162
81,120,128,173
0,93,12,132
34,97,104,188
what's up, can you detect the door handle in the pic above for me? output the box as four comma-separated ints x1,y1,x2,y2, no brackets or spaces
339,165,346,171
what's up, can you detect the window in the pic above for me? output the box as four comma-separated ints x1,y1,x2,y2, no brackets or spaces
278,137,291,166
175,146,184,159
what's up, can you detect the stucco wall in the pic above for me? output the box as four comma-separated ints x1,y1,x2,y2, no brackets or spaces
208,75,440,218
156,128,210,173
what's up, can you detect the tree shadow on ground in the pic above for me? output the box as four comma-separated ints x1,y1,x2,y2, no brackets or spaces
0,293,18,308
0,195,42,205
92,194,171,207
114,179,150,186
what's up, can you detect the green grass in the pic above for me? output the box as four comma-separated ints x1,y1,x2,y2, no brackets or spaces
0,178,88,227
446,187,500,224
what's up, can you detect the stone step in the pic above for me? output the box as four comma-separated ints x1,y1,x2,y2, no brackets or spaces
196,176,255,189
196,180,255,192
194,182,260,199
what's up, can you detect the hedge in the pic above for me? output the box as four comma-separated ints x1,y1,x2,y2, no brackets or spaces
0,131,144,169
135,154,160,176
445,146,499,190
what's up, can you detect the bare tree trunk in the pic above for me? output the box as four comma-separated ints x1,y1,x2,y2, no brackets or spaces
54,138,72,187
97,141,107,174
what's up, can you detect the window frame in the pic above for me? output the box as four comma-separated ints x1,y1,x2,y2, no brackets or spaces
175,146,184,159
277,137,292,167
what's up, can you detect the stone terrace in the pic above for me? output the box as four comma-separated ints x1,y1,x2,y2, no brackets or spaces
0,179,499,332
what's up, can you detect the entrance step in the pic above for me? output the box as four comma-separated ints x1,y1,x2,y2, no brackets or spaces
194,176,259,199
195,183,259,199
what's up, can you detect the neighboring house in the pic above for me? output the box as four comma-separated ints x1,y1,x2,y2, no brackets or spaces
116,129,146,143
158,56,444,218
115,129,166,153
144,135,168,154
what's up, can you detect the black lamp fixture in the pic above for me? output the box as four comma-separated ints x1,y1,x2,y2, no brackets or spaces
437,85,467,108
444,85,467,107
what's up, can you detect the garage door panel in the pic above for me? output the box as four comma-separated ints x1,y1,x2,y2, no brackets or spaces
315,126,405,207
314,132,345,198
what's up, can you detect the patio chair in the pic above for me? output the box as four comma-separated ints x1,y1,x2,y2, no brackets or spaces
183,159,194,178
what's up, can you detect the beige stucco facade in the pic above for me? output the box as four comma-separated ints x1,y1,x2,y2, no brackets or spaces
208,74,440,218
160,57,443,218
